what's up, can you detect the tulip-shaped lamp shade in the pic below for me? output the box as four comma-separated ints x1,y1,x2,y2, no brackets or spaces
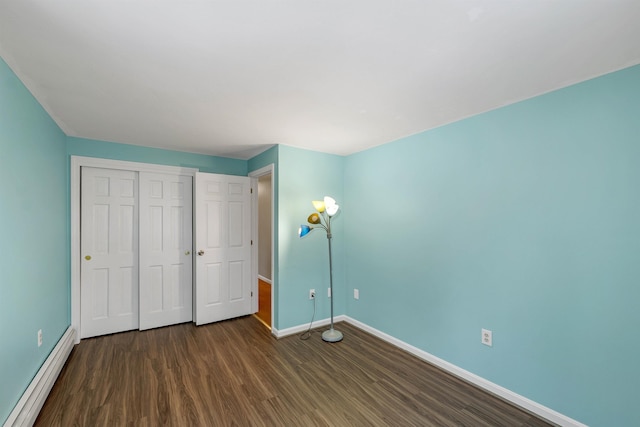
326,203,339,216
307,213,321,224
312,200,325,212
298,225,312,238
323,196,339,216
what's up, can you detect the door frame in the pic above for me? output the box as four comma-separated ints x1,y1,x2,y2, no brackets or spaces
249,164,275,331
70,156,197,343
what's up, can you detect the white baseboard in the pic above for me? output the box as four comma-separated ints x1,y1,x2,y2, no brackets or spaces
272,315,347,339
257,275,272,285
3,327,76,427
343,316,586,427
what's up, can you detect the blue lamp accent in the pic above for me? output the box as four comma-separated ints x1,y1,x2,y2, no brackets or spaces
298,225,312,238
298,196,343,343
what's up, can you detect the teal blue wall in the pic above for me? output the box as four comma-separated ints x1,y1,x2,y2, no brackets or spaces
0,57,69,424
344,64,640,426
67,137,248,175
277,145,345,331
248,145,278,174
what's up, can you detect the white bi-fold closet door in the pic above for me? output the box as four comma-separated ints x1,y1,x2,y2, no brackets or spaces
139,172,193,331
80,167,193,338
80,167,139,338
78,160,254,340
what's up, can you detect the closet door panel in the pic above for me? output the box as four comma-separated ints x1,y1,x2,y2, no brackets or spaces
80,167,139,338
139,172,193,330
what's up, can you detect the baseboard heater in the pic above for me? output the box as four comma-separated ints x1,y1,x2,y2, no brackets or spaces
3,327,75,427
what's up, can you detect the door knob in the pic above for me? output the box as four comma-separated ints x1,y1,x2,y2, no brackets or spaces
185,250,191,256
197,250,204,256
84,255,92,261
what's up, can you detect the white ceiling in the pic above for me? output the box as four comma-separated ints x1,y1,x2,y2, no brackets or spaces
1,1,640,160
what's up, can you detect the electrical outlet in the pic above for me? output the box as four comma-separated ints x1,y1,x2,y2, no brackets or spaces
37,329,43,347
354,289,359,300
309,289,316,300
481,328,492,347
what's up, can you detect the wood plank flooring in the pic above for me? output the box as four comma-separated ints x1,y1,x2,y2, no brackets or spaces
35,317,554,426
255,279,271,327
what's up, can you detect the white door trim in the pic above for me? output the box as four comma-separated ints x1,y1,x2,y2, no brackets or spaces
71,156,198,344
249,164,275,330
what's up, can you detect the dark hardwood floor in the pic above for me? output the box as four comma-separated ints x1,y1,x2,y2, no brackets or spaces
255,278,271,327
35,317,553,426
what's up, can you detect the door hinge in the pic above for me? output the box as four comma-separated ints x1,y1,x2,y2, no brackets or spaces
251,188,253,194
251,291,254,297
251,240,253,245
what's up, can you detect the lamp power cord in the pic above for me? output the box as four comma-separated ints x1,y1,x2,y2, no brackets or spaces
299,294,317,340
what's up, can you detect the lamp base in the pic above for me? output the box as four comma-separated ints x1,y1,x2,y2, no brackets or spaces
322,328,343,343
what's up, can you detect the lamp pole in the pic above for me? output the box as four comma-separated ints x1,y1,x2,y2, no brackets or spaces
322,217,343,342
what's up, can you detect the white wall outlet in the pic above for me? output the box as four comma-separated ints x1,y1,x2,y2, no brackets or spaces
354,288,359,299
37,329,43,347
482,328,492,347
328,287,331,298
309,289,316,300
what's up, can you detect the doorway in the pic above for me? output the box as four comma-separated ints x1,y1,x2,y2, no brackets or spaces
250,165,274,329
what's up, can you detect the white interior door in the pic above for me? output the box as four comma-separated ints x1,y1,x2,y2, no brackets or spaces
139,172,193,330
81,167,139,338
194,172,252,325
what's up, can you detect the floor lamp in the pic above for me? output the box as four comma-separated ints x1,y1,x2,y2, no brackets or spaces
299,196,343,342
